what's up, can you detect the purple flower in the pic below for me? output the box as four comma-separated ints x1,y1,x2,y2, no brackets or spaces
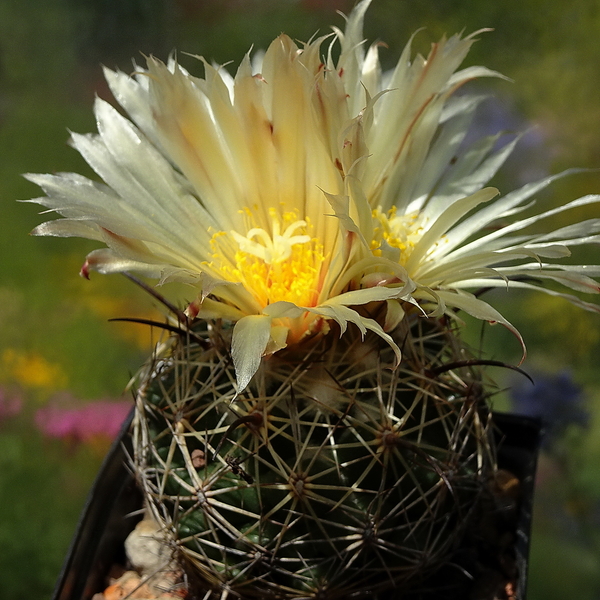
509,370,588,447
462,94,552,187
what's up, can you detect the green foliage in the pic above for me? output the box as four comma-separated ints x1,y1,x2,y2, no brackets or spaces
0,421,102,599
529,533,600,600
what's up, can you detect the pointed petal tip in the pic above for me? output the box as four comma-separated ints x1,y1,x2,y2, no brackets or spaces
231,314,273,394
80,260,91,280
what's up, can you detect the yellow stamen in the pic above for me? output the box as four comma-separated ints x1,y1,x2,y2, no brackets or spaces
372,207,424,265
210,208,325,308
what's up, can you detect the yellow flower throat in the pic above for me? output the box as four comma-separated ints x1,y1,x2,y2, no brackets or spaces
372,207,424,264
210,208,325,308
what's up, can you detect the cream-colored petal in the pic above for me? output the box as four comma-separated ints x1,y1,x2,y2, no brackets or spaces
405,187,499,274
450,192,600,262
231,314,273,393
31,219,104,241
435,289,525,359
452,279,600,314
81,248,164,279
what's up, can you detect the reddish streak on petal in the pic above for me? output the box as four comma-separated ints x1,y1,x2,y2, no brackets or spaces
80,260,91,279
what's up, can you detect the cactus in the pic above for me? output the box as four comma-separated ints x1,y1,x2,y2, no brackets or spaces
25,0,600,598
132,312,493,598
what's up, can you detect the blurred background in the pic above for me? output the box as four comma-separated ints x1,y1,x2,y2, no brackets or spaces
1,0,599,598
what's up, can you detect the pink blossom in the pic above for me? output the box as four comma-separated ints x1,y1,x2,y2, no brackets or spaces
35,396,132,442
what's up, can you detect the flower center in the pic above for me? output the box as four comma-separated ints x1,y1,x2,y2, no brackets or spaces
372,207,424,265
211,208,325,308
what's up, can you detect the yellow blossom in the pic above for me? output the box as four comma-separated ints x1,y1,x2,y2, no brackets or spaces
2,348,67,391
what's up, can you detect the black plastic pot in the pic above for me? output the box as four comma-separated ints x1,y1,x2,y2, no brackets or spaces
52,411,541,600
52,410,142,600
494,412,542,598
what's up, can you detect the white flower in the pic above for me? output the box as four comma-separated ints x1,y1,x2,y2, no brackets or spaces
25,0,600,390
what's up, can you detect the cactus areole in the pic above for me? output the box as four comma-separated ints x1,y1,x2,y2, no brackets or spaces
26,0,600,597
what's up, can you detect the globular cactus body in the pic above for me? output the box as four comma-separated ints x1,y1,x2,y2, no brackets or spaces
133,309,494,599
